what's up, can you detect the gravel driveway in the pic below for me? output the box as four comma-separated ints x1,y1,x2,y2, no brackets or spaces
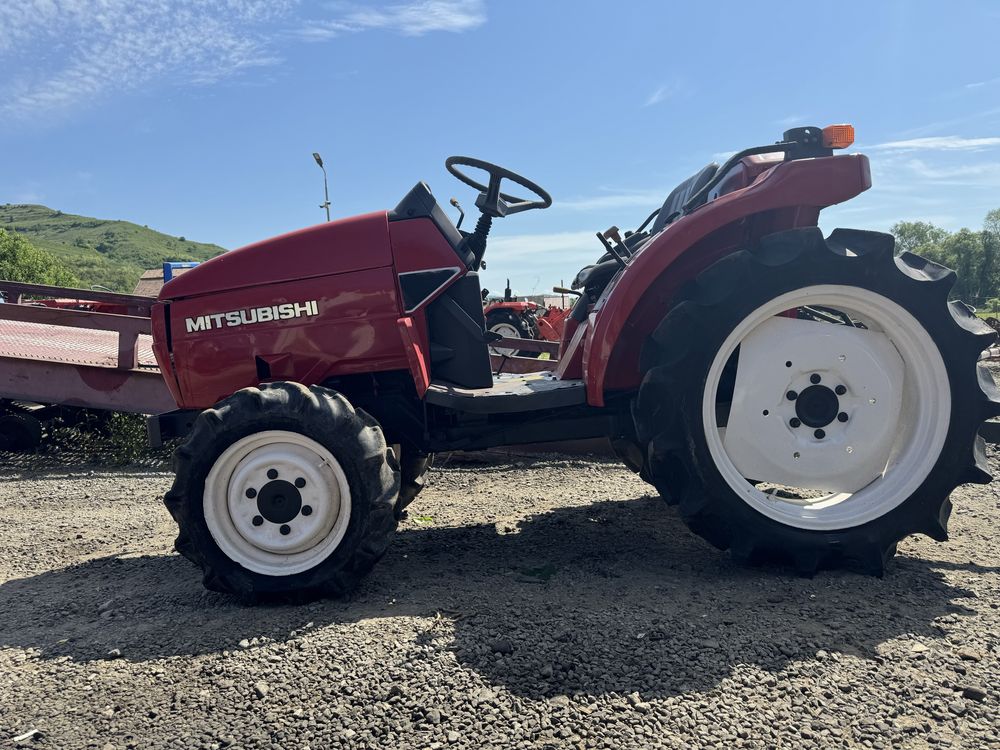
1,441,998,749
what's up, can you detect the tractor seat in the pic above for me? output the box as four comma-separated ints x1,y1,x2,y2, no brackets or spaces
571,259,620,299
570,163,719,301
649,162,718,234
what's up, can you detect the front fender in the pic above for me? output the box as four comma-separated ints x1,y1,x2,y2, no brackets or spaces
583,153,872,406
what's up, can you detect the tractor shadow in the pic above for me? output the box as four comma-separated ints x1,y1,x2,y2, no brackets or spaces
0,494,986,700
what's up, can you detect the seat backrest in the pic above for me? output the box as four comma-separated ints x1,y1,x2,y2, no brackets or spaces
649,163,718,234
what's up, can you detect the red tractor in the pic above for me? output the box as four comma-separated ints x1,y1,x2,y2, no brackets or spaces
149,127,999,600
482,280,572,356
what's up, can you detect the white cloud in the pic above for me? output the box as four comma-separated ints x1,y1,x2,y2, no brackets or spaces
0,1,290,121
965,77,1000,90
558,189,667,212
482,230,600,295
903,159,1000,186
892,108,1000,140
298,0,485,40
775,114,806,127
10,191,45,204
487,231,598,261
643,81,681,108
0,1,485,121
869,136,1000,152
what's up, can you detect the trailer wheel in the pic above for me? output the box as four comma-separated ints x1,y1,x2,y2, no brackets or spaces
0,411,42,452
165,382,399,601
486,309,538,357
636,228,1000,575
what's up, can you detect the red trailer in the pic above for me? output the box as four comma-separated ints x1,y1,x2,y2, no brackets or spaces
0,281,177,450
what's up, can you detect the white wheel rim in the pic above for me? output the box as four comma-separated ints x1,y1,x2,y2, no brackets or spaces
489,322,522,356
702,285,951,531
203,430,352,576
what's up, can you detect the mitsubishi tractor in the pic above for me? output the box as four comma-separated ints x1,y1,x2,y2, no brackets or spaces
148,125,1000,600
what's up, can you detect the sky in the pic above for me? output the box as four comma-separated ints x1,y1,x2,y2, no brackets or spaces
2,0,1000,295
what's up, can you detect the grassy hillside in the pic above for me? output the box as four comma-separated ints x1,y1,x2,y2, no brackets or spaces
0,204,225,292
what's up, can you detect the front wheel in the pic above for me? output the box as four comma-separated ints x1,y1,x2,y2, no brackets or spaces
165,382,399,600
636,228,1000,575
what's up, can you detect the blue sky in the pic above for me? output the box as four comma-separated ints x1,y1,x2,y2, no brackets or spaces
2,0,1000,295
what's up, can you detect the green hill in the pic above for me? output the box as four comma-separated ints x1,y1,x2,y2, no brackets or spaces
0,204,225,292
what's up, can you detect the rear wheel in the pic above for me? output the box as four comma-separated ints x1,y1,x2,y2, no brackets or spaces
636,228,1000,574
165,382,399,600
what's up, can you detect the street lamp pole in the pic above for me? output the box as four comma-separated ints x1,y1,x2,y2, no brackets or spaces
312,152,331,222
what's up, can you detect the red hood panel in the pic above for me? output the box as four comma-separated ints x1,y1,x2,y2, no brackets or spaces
160,211,392,300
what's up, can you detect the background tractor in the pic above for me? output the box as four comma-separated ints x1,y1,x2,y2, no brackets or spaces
482,279,571,357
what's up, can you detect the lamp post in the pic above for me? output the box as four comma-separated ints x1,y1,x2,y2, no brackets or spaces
312,152,331,222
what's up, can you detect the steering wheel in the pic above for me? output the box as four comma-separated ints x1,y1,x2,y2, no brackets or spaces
446,156,552,218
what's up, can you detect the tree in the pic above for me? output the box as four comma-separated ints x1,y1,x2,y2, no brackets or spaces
981,208,1000,303
0,228,78,287
890,220,950,255
942,228,984,301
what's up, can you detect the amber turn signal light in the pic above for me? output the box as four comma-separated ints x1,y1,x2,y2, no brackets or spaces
822,124,855,149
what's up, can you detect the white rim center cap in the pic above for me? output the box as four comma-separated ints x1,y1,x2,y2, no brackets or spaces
722,316,904,492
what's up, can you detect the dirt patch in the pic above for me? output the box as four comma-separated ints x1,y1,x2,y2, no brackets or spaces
1,446,998,749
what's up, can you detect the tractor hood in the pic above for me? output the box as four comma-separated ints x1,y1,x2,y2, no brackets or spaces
159,211,392,301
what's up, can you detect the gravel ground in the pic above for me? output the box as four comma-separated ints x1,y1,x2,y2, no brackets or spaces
0,439,998,750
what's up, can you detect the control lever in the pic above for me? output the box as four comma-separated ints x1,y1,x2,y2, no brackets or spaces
553,286,582,296
602,226,623,243
596,232,627,268
449,197,465,230
602,225,632,260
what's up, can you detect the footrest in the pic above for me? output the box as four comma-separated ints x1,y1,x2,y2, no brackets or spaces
425,372,585,414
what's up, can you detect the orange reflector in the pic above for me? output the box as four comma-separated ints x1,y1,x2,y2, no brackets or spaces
822,124,855,149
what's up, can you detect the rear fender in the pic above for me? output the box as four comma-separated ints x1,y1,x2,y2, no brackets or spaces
584,153,872,405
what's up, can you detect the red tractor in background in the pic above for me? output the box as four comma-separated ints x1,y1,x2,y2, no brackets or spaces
482,279,572,357
148,126,999,601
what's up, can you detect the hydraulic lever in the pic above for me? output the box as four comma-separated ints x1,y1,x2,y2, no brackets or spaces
596,232,627,268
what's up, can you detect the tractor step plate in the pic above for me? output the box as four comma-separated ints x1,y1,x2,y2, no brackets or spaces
425,372,585,414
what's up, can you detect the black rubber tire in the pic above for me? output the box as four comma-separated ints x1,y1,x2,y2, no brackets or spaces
635,227,1000,575
395,448,433,520
165,382,399,601
0,411,43,452
485,309,538,357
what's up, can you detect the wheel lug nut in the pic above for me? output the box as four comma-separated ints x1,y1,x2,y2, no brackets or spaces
810,373,821,384
267,469,279,480
295,477,306,488
279,524,291,536
835,385,846,395
786,390,798,401
245,487,257,499
252,515,264,526
789,418,801,428
301,505,313,516
814,429,826,439
838,412,849,422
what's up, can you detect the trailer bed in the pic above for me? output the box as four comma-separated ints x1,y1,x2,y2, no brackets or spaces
0,319,158,370
0,282,175,415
